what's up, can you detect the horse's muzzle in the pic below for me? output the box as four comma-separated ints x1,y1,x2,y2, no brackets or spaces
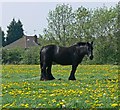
90,55,93,60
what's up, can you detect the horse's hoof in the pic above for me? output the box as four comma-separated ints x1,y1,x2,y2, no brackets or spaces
48,76,55,80
49,78,55,80
40,78,47,81
40,79,43,81
68,77,76,80
69,79,76,80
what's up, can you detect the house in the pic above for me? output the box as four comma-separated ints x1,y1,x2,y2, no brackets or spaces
4,35,40,49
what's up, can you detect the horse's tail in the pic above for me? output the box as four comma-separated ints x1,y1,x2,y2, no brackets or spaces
40,47,45,80
40,47,44,69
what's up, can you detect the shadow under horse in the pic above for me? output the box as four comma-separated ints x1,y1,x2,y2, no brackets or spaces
40,41,93,80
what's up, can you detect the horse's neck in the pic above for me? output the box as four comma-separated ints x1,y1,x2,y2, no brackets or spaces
76,45,88,55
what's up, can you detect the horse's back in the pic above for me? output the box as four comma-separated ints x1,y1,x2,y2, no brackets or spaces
40,45,55,53
40,45,56,63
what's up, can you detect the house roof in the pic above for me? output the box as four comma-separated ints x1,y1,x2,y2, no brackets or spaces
4,35,39,49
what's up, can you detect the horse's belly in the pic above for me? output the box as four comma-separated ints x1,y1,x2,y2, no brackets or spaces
53,57,72,65
54,62,72,65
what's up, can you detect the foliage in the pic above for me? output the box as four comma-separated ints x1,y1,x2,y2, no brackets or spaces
42,4,119,65
6,19,24,45
2,4,119,65
74,6,93,40
2,48,24,64
2,47,40,64
2,65,119,108
43,4,75,46
22,47,40,65
0,27,6,47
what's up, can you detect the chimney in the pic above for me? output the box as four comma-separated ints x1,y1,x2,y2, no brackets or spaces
34,35,37,43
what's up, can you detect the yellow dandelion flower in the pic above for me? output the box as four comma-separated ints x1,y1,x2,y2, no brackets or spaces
38,103,42,106
60,101,64,105
25,104,29,108
52,83,57,86
2,103,10,108
52,99,56,103
85,100,90,103
21,103,25,106
50,94,55,96
111,103,118,107
57,103,60,106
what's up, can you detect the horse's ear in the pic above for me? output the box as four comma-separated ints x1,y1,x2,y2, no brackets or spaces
87,42,89,45
91,41,93,45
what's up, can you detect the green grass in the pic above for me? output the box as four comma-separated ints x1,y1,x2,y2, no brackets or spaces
1,65,119,109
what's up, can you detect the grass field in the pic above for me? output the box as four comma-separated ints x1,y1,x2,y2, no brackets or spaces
1,65,119,109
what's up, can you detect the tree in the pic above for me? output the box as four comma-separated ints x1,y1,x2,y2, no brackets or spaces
92,6,118,64
44,4,75,46
16,20,24,39
74,6,93,41
0,27,6,47
42,3,118,64
6,18,24,45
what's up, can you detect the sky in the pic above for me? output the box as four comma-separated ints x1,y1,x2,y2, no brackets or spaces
1,0,119,36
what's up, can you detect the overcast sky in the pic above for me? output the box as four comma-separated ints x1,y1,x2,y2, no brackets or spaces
1,1,119,36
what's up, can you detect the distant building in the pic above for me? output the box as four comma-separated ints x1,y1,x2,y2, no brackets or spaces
4,35,39,49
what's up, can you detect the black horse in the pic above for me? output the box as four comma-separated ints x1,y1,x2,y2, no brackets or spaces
40,41,93,80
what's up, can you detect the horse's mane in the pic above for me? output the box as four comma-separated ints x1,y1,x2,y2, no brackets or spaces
73,42,87,46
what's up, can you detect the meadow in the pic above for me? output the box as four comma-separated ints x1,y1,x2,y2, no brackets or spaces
1,65,119,109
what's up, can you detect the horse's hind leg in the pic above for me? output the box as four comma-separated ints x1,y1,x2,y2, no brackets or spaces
40,63,47,80
40,63,44,80
47,64,55,80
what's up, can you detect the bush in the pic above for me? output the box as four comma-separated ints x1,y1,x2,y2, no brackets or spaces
2,48,24,64
2,42,118,65
2,47,40,65
22,47,40,64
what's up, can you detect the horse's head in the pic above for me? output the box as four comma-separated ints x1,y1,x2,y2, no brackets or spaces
75,41,94,60
86,41,94,60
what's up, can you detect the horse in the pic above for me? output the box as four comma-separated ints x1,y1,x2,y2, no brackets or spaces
40,41,93,80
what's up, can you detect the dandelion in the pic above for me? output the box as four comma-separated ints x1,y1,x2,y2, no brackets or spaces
42,104,46,106
60,101,64,105
38,95,42,98
96,103,103,107
52,99,56,103
9,101,16,107
50,94,56,96
21,103,29,108
103,93,106,96
57,103,60,107
38,103,42,106
2,65,119,108
111,103,118,107
25,104,29,108
52,83,57,86
18,90,22,94
79,90,82,94
2,103,10,108
85,100,90,103
21,103,25,106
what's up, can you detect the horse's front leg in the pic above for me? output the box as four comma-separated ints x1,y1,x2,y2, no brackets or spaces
68,64,78,80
